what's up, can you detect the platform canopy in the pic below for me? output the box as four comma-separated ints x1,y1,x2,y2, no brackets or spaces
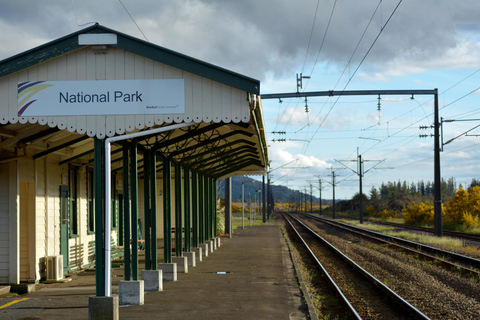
0,24,268,178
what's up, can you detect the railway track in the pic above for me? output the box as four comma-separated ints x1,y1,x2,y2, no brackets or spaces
367,219,480,242
300,212,480,277
283,212,430,320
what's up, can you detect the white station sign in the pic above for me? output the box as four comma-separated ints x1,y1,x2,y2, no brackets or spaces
18,79,185,116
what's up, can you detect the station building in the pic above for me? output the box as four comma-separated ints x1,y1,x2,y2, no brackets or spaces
0,24,268,289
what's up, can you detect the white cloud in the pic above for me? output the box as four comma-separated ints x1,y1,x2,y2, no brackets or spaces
0,20,50,59
3,0,480,199
382,39,480,78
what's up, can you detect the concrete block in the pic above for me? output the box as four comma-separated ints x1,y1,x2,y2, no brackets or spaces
10,284,35,294
89,295,119,320
172,256,188,273
202,243,209,257
0,286,11,296
211,238,217,250
216,237,221,248
119,280,144,306
183,252,196,267
209,240,214,253
193,247,202,262
159,263,177,281
141,270,163,292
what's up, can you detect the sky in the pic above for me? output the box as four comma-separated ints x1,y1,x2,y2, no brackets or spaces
2,0,480,199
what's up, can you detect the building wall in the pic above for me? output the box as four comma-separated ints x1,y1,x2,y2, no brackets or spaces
14,153,106,282
0,162,10,283
0,151,205,284
0,46,249,139
0,42,239,283
0,161,19,284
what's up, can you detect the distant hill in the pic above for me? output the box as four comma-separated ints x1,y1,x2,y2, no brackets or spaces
216,176,323,203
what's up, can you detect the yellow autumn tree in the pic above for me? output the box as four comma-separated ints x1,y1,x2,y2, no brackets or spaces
444,188,469,225
444,187,480,228
402,202,434,225
467,186,480,216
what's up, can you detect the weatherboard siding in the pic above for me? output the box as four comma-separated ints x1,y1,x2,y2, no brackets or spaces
35,158,47,279
8,161,19,284
0,163,10,283
0,46,251,138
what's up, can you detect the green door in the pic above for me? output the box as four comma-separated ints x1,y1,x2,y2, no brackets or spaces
60,185,70,273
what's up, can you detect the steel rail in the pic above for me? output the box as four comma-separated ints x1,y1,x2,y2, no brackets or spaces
282,213,361,320
303,213,480,276
285,213,430,320
367,220,480,242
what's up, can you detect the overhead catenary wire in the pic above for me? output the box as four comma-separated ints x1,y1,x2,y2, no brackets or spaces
305,0,338,85
301,0,321,74
441,84,480,111
331,0,384,91
304,0,403,151
271,1,480,192
119,0,149,42
278,0,337,133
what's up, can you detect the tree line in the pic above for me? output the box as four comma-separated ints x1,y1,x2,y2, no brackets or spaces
370,177,458,201
335,177,479,213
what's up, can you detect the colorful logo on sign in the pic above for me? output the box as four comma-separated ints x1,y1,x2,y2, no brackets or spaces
18,81,54,116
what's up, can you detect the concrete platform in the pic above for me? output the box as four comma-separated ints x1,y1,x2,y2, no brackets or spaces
0,224,310,319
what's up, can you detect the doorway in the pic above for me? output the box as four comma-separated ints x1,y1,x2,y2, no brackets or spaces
59,185,69,273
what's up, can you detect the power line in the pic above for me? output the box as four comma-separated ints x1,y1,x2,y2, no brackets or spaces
277,0,337,135
301,0,321,74
306,0,338,83
299,0,384,141
71,0,97,27
332,0,383,91
305,0,404,156
344,0,403,88
441,84,480,111
119,0,149,42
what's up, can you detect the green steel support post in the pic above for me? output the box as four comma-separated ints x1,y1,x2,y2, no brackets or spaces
163,156,172,263
205,176,210,240
210,177,214,239
199,174,204,243
94,137,105,296
174,162,183,257
130,143,139,280
192,170,198,248
122,144,131,280
143,149,151,270
210,178,213,239
184,167,191,252
150,151,158,269
213,178,217,237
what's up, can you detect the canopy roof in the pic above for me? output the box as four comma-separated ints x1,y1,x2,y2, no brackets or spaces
0,24,268,177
